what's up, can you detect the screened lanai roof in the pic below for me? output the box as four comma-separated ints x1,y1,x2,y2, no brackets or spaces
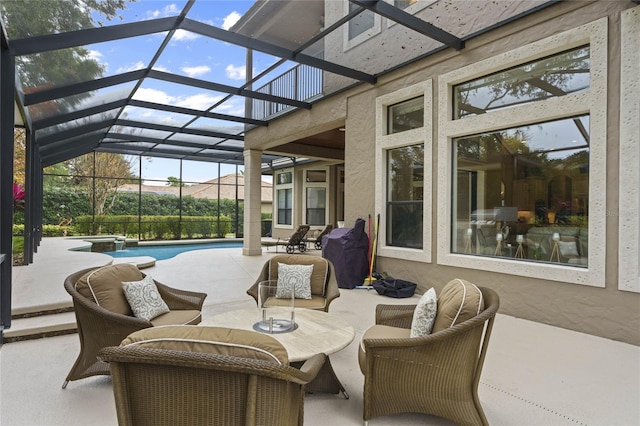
2,0,557,168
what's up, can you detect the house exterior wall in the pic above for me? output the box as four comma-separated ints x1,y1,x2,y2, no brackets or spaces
245,1,640,345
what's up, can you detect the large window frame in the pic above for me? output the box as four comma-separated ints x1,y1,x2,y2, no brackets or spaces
302,168,330,228
375,80,432,263
437,19,608,287
619,6,640,293
275,168,294,229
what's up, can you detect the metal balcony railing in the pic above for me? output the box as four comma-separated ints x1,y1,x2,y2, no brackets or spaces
252,64,322,120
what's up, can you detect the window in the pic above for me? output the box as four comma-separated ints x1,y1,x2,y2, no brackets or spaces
452,116,590,266
344,0,381,50
303,169,329,227
275,169,293,227
453,46,590,119
375,81,432,263
348,2,375,40
388,96,424,134
394,0,419,10
437,19,607,287
387,145,424,248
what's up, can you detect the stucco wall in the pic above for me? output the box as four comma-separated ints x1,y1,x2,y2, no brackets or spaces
245,1,640,345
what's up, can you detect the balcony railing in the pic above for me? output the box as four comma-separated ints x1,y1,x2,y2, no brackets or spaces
252,64,323,120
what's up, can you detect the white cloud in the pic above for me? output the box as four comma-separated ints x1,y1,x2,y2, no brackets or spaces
181,65,211,78
173,29,200,42
86,49,103,61
222,11,241,30
151,65,171,73
146,3,179,19
130,88,225,112
225,64,246,80
214,100,245,117
175,93,224,110
116,61,146,73
132,87,174,104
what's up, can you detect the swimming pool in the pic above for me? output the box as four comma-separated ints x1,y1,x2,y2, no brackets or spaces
103,241,243,261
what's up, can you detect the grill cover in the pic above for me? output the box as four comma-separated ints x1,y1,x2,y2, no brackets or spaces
322,218,369,289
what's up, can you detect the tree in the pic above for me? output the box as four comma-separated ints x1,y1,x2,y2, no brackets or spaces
68,152,136,216
166,176,184,187
1,0,133,112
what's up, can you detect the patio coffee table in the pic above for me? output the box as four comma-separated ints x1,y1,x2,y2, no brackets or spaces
201,307,355,398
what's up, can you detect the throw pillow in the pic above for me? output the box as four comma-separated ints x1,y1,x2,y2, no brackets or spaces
122,274,170,321
276,263,313,299
410,288,437,337
558,240,579,257
432,278,484,333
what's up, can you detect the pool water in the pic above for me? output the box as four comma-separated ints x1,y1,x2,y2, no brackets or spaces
103,241,243,261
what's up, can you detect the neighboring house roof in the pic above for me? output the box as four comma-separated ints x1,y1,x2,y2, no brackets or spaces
118,174,273,202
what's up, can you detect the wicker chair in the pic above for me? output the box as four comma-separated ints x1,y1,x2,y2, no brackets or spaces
360,286,499,426
247,254,340,312
98,326,326,426
62,264,207,388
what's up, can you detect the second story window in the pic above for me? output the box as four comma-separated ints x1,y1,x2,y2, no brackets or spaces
348,2,375,40
394,0,419,10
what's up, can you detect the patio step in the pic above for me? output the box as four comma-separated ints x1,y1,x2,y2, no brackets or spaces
3,309,77,344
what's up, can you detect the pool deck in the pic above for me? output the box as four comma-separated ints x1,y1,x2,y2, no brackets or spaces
2,237,639,426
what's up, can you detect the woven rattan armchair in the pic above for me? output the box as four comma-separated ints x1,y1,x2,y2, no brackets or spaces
62,265,207,388
247,254,340,312
98,332,326,426
360,286,499,426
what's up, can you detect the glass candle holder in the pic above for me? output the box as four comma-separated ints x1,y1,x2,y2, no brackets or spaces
255,280,295,333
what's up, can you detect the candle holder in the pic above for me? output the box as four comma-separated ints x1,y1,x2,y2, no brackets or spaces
464,228,473,253
550,233,561,262
254,280,297,334
494,232,503,256
515,234,525,259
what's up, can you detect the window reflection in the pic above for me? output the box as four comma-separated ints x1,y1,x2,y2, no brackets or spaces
387,144,424,248
454,46,590,119
452,116,589,266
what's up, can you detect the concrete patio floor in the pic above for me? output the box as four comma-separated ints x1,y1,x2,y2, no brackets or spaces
1,237,639,425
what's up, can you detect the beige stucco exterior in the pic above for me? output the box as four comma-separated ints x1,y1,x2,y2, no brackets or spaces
244,1,640,345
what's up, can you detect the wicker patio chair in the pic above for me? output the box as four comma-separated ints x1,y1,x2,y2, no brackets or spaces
359,286,499,426
62,264,207,389
305,224,334,250
98,326,326,426
247,254,340,312
262,224,310,253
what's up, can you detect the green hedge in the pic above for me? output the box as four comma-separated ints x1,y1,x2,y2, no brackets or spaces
74,215,232,239
13,224,73,237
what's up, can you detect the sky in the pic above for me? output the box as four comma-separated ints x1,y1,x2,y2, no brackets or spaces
82,1,278,185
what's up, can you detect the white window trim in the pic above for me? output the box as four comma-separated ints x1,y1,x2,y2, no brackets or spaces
302,167,330,229
343,0,381,51
274,168,294,230
619,6,640,293
375,80,432,263
437,19,608,287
